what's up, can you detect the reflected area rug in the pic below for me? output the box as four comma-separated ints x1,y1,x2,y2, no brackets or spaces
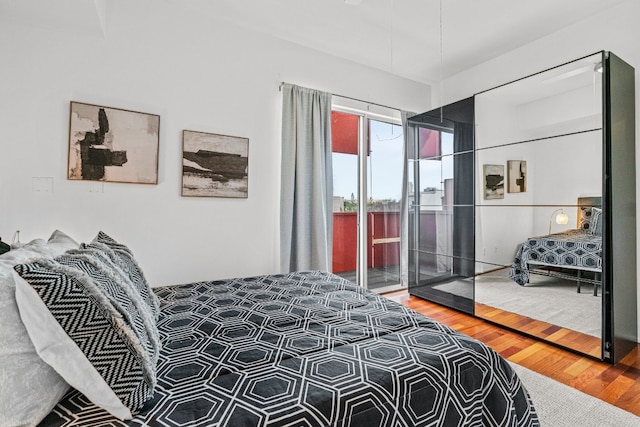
475,268,600,337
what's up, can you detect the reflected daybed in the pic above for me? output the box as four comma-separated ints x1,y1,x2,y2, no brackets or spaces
510,200,602,296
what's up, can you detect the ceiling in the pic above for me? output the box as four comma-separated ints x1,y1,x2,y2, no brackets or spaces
1,0,631,84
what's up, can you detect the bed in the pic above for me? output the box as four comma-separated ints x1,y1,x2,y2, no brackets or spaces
509,198,602,295
1,231,539,427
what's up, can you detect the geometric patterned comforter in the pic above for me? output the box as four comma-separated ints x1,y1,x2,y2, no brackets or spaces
509,229,602,286
40,271,539,426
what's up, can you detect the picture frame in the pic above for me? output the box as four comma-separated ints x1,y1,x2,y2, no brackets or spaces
67,101,160,184
507,160,527,193
483,164,504,200
182,130,249,198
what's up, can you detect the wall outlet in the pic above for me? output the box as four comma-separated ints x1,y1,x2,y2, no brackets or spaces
87,182,104,193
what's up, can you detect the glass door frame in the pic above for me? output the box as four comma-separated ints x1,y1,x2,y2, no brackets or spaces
332,99,403,291
409,121,456,288
406,96,476,314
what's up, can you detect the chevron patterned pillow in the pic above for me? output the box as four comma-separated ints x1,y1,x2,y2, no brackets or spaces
589,207,603,235
13,250,160,420
90,231,161,319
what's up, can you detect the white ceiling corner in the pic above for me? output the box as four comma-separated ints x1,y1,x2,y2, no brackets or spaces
180,0,631,85
0,0,109,37
1,0,633,83
93,0,111,37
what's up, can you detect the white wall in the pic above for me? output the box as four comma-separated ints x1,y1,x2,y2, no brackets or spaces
0,1,430,286
439,0,640,338
437,2,640,105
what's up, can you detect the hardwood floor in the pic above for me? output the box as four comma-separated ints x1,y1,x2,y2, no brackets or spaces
475,302,602,358
384,291,640,416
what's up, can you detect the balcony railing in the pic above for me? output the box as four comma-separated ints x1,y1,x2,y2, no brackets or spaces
332,211,400,273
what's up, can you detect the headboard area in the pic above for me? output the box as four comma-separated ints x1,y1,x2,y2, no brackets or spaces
577,196,602,231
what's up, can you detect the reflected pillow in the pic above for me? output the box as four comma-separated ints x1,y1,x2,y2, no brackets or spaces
590,207,602,235
578,206,594,230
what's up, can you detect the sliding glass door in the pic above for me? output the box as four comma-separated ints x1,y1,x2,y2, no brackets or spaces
331,106,404,292
407,98,475,314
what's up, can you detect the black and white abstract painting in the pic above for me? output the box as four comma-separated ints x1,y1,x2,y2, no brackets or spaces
483,164,504,200
68,101,160,184
182,130,249,198
507,160,527,193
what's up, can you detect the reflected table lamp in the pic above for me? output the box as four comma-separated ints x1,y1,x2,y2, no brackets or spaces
549,208,569,234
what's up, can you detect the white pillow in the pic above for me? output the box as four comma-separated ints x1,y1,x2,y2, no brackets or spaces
45,229,81,255
0,231,78,427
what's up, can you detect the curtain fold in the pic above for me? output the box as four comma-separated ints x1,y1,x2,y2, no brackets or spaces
280,84,333,272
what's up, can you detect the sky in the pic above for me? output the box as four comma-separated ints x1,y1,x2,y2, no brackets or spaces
333,120,402,201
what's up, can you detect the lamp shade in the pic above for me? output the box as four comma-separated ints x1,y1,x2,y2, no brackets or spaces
548,208,569,234
556,212,569,225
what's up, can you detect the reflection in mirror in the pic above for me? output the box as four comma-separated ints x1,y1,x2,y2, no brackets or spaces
475,53,603,150
474,52,604,357
408,98,475,314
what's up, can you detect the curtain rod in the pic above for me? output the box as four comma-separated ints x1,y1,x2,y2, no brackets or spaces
279,81,401,112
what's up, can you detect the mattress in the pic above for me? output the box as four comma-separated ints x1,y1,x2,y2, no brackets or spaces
40,271,539,426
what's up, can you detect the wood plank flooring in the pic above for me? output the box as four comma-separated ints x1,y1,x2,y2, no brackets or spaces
475,302,602,358
384,291,640,417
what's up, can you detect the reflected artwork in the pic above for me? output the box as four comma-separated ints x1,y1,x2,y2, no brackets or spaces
182,130,249,198
507,160,527,193
483,164,504,200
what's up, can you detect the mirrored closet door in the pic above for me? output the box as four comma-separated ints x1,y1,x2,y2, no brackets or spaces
474,52,605,359
407,98,475,314
408,51,637,363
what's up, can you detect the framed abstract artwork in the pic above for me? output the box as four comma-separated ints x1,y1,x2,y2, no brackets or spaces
483,164,504,200
507,160,527,193
181,130,249,198
67,101,160,184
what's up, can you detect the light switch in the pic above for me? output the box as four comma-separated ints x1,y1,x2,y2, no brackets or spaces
32,177,54,193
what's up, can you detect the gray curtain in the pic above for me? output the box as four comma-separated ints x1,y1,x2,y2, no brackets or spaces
280,84,333,272
400,110,416,287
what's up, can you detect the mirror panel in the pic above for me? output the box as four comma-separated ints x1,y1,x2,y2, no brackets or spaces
408,97,475,314
476,53,603,150
474,52,604,356
475,131,602,207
